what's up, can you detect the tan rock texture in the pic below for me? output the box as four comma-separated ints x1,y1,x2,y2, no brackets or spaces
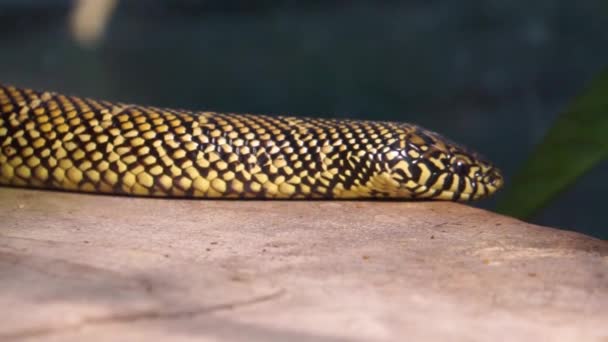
0,188,606,341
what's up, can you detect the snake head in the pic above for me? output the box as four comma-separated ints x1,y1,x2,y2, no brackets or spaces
387,126,503,201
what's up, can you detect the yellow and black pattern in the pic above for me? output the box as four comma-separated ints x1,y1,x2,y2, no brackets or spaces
0,84,503,201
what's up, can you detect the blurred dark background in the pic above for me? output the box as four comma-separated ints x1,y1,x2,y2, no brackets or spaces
0,0,606,238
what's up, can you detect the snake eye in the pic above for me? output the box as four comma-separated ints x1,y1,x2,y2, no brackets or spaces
452,158,469,176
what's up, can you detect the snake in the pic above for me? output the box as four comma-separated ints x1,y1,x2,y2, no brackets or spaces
0,83,503,201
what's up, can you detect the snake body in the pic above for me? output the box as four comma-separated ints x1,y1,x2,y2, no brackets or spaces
0,84,503,201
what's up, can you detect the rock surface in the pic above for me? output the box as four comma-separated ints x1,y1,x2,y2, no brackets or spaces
0,188,606,341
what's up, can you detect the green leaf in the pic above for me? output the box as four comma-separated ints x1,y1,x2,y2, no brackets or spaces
496,69,608,218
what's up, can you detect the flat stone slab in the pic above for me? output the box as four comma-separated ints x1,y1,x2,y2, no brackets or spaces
0,188,606,341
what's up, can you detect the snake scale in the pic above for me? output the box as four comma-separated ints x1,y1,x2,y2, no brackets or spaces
0,84,503,201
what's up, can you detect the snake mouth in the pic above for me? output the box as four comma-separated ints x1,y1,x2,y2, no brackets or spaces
466,167,503,200
482,167,504,192
488,168,504,187
418,166,503,201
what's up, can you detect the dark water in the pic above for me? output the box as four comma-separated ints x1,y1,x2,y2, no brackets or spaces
0,0,606,238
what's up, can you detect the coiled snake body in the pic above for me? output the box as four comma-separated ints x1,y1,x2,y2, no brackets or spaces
0,84,503,201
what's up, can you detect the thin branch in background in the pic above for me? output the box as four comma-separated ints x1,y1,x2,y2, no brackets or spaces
69,0,119,47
